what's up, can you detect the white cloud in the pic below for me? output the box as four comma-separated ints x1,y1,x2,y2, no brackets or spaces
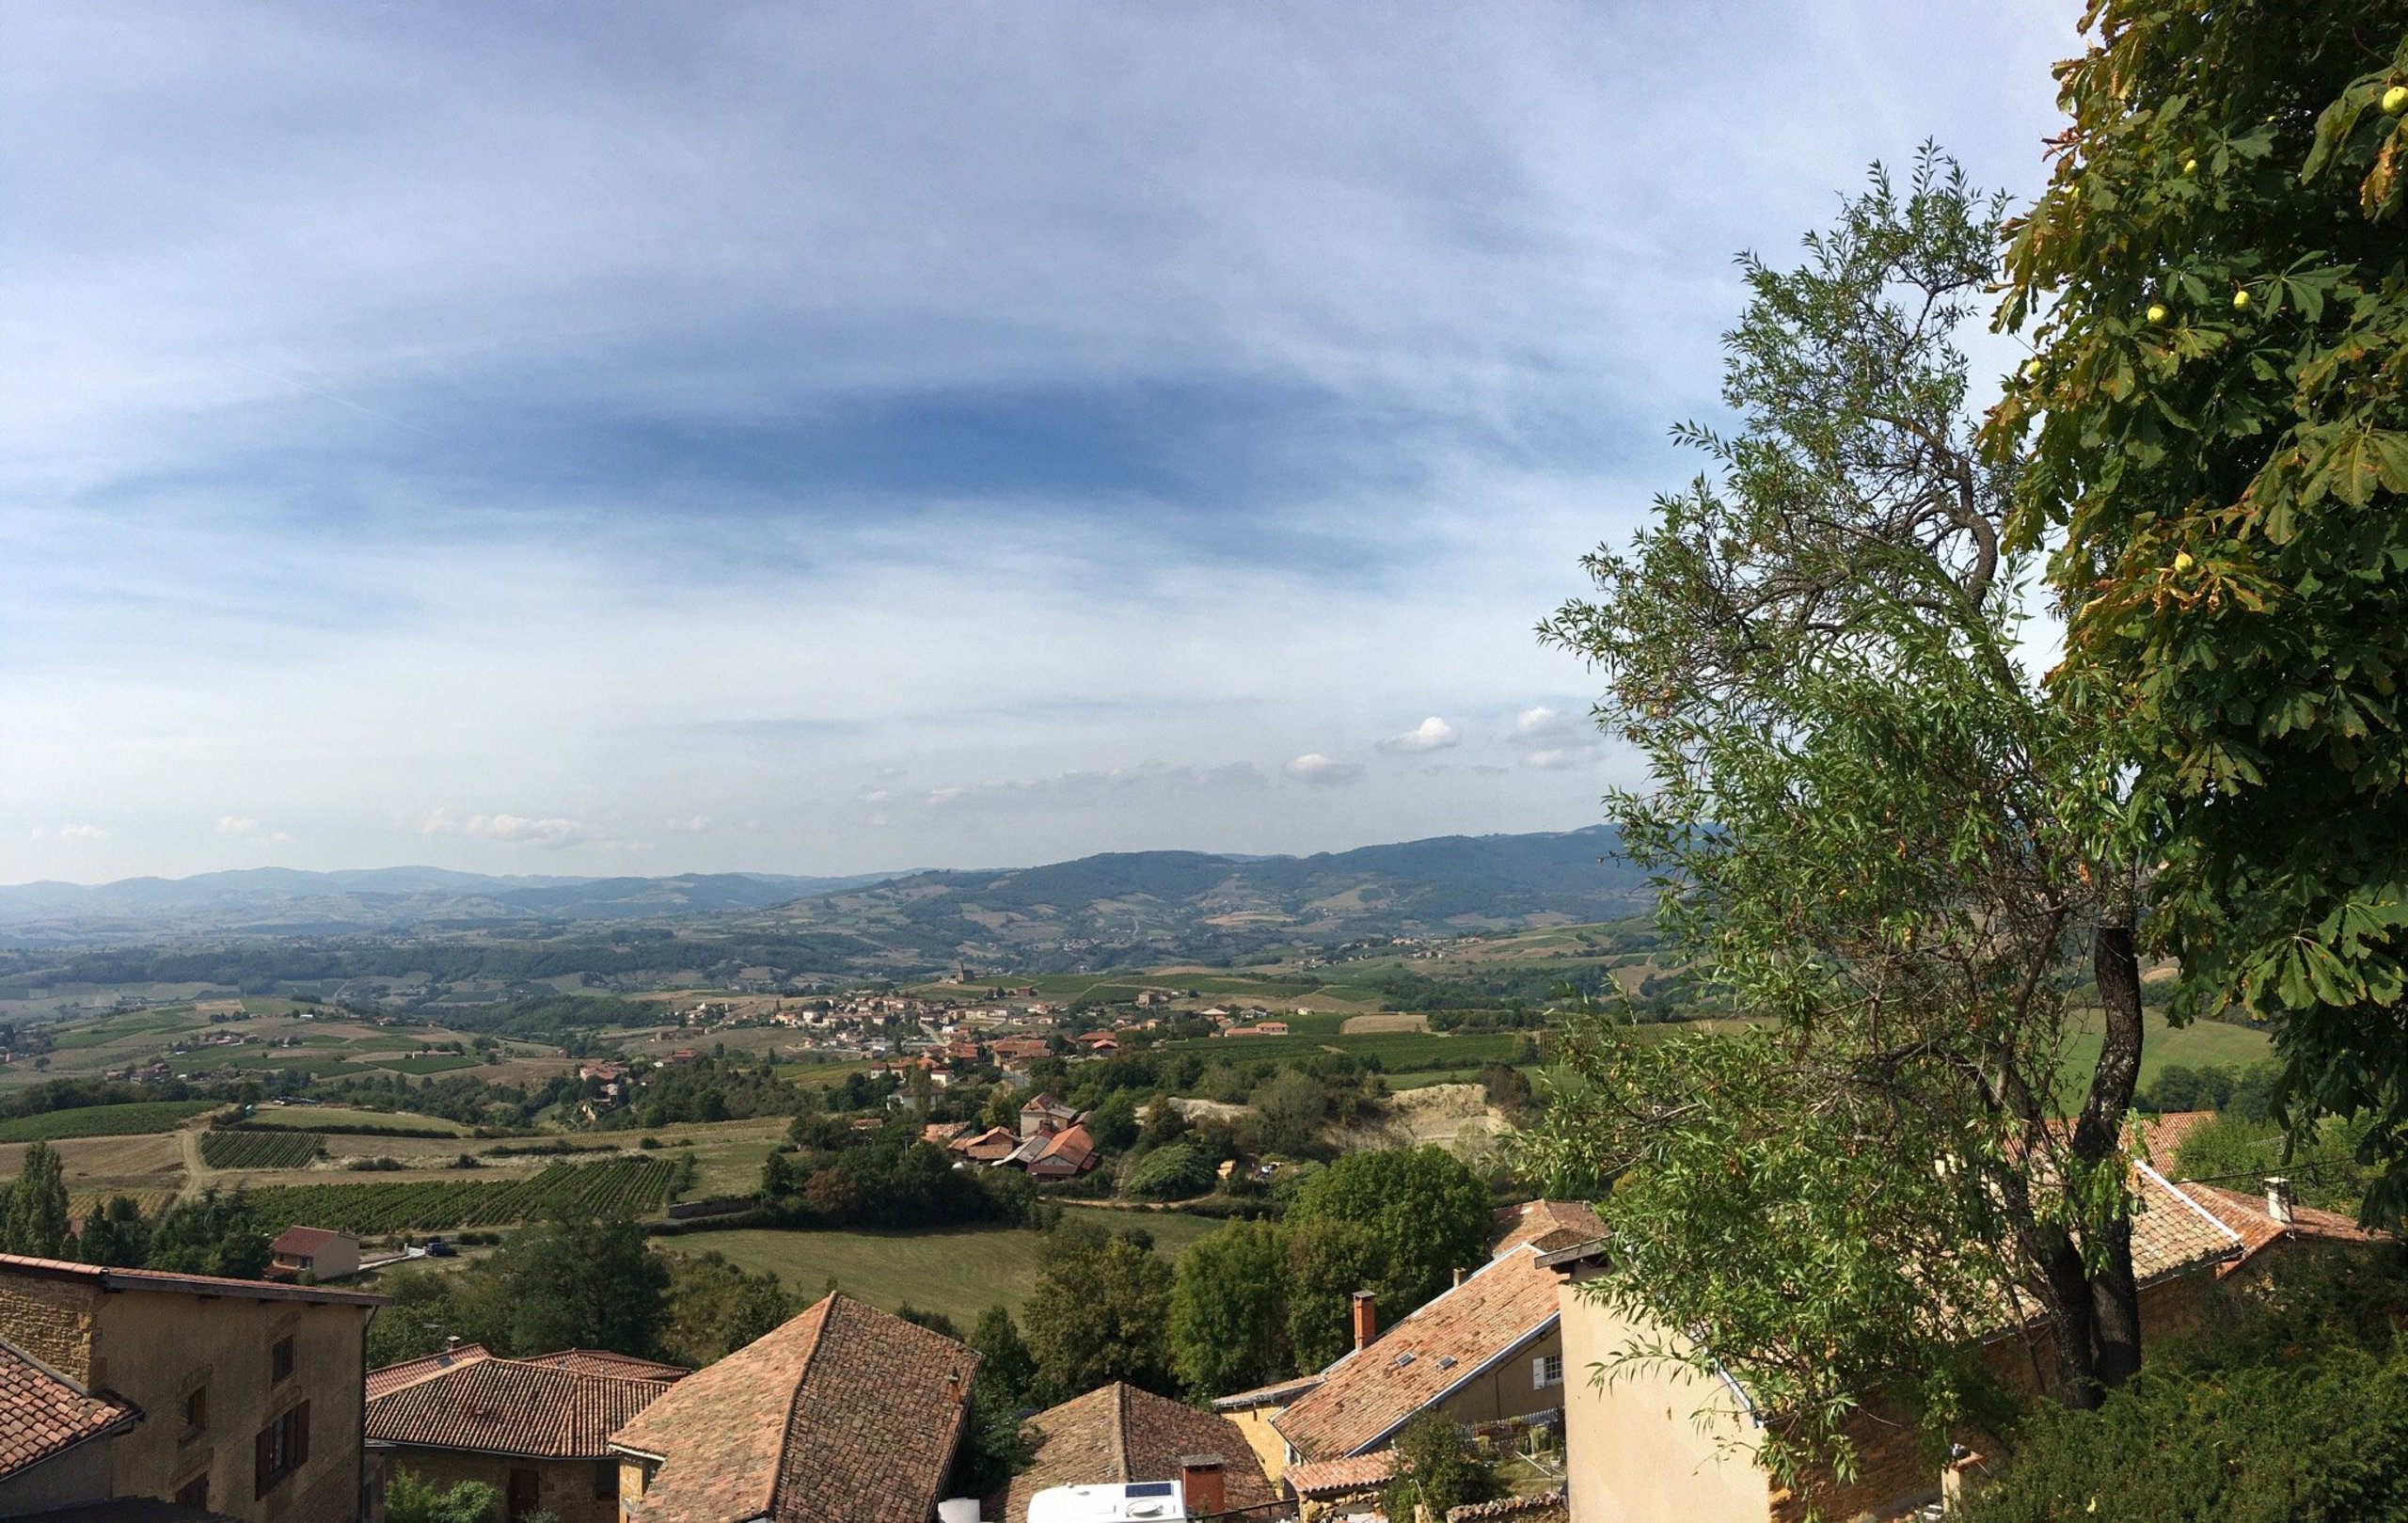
1515,706,1582,741
1524,747,1599,771
1378,717,1460,754
663,815,713,833
1285,754,1365,786
215,815,261,836
419,807,605,848
27,823,109,842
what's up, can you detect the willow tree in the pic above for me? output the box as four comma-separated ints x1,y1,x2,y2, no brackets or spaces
1992,2,2408,1222
1526,152,2151,1494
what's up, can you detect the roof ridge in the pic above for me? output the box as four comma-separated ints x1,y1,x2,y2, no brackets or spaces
761,1293,843,1521
2143,1161,2245,1248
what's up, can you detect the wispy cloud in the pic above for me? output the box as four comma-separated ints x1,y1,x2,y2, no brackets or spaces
0,2,2080,879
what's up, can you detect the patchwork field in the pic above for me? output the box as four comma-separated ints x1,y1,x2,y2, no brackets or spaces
0,1101,217,1142
658,1207,1223,1325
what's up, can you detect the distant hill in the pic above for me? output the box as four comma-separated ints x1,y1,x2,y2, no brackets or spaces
0,865,893,941
766,826,1648,968
0,828,1648,971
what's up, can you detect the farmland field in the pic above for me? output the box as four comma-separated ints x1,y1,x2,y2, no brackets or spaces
1159,1028,1527,1071
0,1101,217,1142
199,1130,323,1169
659,1207,1221,1325
239,1106,467,1134
245,1156,678,1235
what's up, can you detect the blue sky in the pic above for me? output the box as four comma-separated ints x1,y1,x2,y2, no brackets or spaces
1,0,2082,881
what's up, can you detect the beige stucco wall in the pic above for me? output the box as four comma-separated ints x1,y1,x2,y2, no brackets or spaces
1554,1266,1770,1523
1221,1406,1290,1485
88,1286,370,1523
1428,1325,1567,1435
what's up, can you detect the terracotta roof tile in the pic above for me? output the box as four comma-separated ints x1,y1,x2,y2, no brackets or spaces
269,1227,355,1257
0,1343,138,1481
1492,1201,1605,1258
612,1293,977,1523
992,1383,1276,1523
2124,1111,2215,1171
1284,1450,1395,1499
2173,1181,2383,1274
0,1251,387,1308
1273,1244,1561,1461
522,1349,689,1382
2129,1162,2244,1285
1449,1489,1566,1522
366,1344,492,1402
368,1356,674,1458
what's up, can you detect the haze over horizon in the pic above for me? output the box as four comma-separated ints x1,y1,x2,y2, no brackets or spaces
6,1,2081,882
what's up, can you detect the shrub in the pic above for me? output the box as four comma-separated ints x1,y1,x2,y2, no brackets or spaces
1120,1144,1213,1201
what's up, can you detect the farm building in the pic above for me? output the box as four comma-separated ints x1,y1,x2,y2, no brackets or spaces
269,1227,360,1283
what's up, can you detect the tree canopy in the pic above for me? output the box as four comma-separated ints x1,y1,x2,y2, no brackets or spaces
1991,0,2408,1223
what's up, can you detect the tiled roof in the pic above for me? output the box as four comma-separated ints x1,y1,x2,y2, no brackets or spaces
2129,1162,2245,1285
2173,1182,2382,1274
1450,1489,1567,1522
0,1251,387,1308
1209,1374,1323,1412
0,1343,138,1481
1492,1200,1606,1258
1029,1125,1096,1174
367,1344,492,1401
521,1349,689,1382
1284,1450,1394,1498
369,1355,674,1458
270,1227,355,1257
611,1293,976,1523
1273,1244,1561,1461
2125,1111,2215,1171
991,1382,1277,1523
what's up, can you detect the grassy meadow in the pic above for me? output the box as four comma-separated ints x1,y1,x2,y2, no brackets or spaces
657,1207,1223,1325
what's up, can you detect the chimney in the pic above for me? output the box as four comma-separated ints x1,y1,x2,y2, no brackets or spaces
443,1335,461,1353
1180,1454,1226,1518
2266,1177,2295,1226
1351,1291,1378,1352
1453,1266,1467,1289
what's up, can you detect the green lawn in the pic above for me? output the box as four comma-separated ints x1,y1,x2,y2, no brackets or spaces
657,1207,1223,1325
2061,1009,2272,1097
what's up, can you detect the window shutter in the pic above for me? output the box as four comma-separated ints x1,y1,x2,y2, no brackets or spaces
293,1403,310,1467
255,1428,275,1499
1532,1356,1546,1389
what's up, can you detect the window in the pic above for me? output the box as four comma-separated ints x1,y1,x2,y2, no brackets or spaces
176,1474,209,1510
1533,1354,1564,1388
253,1403,309,1498
181,1386,208,1439
270,1335,295,1384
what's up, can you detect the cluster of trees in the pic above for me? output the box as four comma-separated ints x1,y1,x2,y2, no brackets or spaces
1522,0,2408,1501
0,1142,274,1277
756,1114,1035,1230
369,1213,797,1369
950,1149,1492,1416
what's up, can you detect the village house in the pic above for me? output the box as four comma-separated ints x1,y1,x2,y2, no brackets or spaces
366,1344,685,1523
991,1038,1052,1068
1017,1093,1079,1139
949,1126,1022,1164
1023,1123,1099,1181
266,1229,360,1285
1534,1163,2380,1522
608,1293,977,1523
0,1251,384,1523
991,1382,1276,1523
1217,1206,1604,1489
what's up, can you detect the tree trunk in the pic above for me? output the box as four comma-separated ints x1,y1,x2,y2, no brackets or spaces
2065,913,2147,1401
